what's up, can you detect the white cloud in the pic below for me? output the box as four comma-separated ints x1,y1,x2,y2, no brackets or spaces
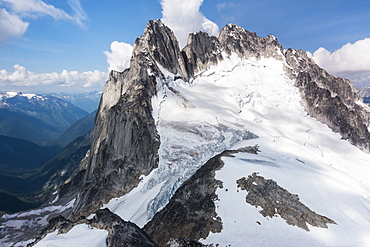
311,38,370,87
160,0,219,48
0,64,107,92
104,41,133,72
0,8,29,43
3,0,72,20
67,0,89,28
0,0,88,43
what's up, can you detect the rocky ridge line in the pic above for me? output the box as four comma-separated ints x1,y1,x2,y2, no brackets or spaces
284,49,370,151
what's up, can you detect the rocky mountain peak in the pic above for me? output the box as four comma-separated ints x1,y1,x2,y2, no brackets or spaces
134,19,189,81
218,23,284,60
182,31,223,77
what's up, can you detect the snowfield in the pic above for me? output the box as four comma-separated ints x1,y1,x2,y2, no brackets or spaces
10,54,370,246
104,55,370,246
34,224,108,247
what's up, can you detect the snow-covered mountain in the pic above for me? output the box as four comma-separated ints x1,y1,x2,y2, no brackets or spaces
0,92,88,145
2,20,370,247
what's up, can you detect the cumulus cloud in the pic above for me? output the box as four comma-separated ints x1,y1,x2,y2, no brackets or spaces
0,0,88,43
0,8,29,43
311,38,370,87
0,64,107,92
104,41,133,72
160,0,219,48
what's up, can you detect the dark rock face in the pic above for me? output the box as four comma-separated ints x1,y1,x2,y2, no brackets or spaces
237,173,336,231
218,24,284,60
65,21,171,220
138,20,189,81
144,147,260,247
296,72,370,149
182,31,223,77
31,208,158,247
285,49,370,151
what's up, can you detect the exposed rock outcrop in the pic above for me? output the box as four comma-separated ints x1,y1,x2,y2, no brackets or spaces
143,152,224,247
92,209,158,247
237,173,336,231
218,24,284,60
31,208,158,247
182,31,223,77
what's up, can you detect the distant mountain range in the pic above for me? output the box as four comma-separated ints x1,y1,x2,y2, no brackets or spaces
0,92,97,213
47,91,102,113
0,92,88,145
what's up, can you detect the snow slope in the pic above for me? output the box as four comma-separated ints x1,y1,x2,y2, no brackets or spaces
109,54,370,246
34,224,108,247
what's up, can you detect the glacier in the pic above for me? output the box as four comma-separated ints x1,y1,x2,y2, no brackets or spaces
100,54,370,246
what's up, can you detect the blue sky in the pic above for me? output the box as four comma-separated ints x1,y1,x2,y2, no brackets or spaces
0,0,370,93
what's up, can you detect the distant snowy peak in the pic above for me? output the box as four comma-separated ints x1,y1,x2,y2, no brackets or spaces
0,91,88,145
0,91,47,101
